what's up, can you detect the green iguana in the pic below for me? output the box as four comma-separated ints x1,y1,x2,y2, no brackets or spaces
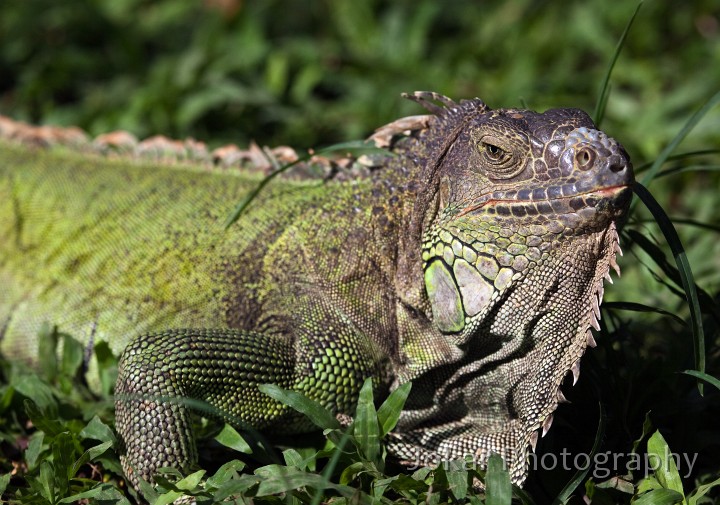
0,92,633,488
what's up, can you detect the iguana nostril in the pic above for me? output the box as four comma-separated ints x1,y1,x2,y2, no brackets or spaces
609,161,627,173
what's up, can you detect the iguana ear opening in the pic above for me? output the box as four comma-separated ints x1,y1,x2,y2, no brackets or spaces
439,177,451,209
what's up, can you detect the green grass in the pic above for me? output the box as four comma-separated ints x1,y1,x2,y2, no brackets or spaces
1,0,719,503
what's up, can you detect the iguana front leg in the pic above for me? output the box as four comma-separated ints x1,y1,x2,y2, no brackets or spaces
115,324,391,487
115,329,291,486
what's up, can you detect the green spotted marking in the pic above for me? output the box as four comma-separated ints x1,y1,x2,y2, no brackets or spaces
424,260,465,333
453,258,494,316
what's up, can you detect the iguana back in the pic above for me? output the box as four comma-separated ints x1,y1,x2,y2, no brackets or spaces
0,143,333,361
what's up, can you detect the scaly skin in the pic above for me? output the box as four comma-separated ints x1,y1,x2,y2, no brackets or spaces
0,93,633,489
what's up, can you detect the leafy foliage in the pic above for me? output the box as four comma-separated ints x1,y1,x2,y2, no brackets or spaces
1,0,719,503
1,0,718,155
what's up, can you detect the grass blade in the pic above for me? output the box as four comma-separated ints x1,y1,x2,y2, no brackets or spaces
376,382,412,436
602,301,687,326
640,90,720,188
633,183,706,393
687,474,720,505
353,378,380,465
657,164,720,178
311,427,356,505
635,217,720,234
593,1,642,127
552,402,605,505
682,370,720,392
224,140,387,228
624,230,720,324
633,149,720,173
258,384,341,431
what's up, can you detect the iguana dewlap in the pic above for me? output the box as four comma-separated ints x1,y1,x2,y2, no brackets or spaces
0,92,633,488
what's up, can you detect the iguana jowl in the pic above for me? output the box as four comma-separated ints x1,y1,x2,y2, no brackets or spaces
0,92,633,488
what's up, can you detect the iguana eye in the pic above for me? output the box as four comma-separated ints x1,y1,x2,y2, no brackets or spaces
480,142,514,172
475,133,526,179
481,141,512,165
484,143,505,160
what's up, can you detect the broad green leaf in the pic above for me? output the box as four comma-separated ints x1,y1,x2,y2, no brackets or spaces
17,377,57,415
37,323,59,380
211,474,262,501
53,432,77,486
153,489,185,505
338,461,366,486
71,441,113,477
354,378,380,465
412,467,432,481
427,487,442,505
214,424,252,454
0,384,14,414
386,473,429,493
446,460,469,501
136,474,160,504
283,448,306,469
58,483,132,505
175,469,206,491
60,331,84,377
94,341,119,397
258,384,341,430
255,465,313,494
0,473,10,496
646,431,685,500
631,412,654,457
80,416,117,444
37,461,55,503
25,432,45,471
633,488,684,505
371,474,397,499
255,464,368,503
206,460,246,487
595,475,635,494
486,454,511,505
376,382,411,436
468,495,485,505
637,476,663,494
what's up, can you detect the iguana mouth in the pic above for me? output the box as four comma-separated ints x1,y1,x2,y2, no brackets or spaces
458,184,633,217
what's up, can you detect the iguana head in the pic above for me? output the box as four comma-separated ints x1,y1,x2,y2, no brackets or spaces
409,92,634,333
398,92,634,483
